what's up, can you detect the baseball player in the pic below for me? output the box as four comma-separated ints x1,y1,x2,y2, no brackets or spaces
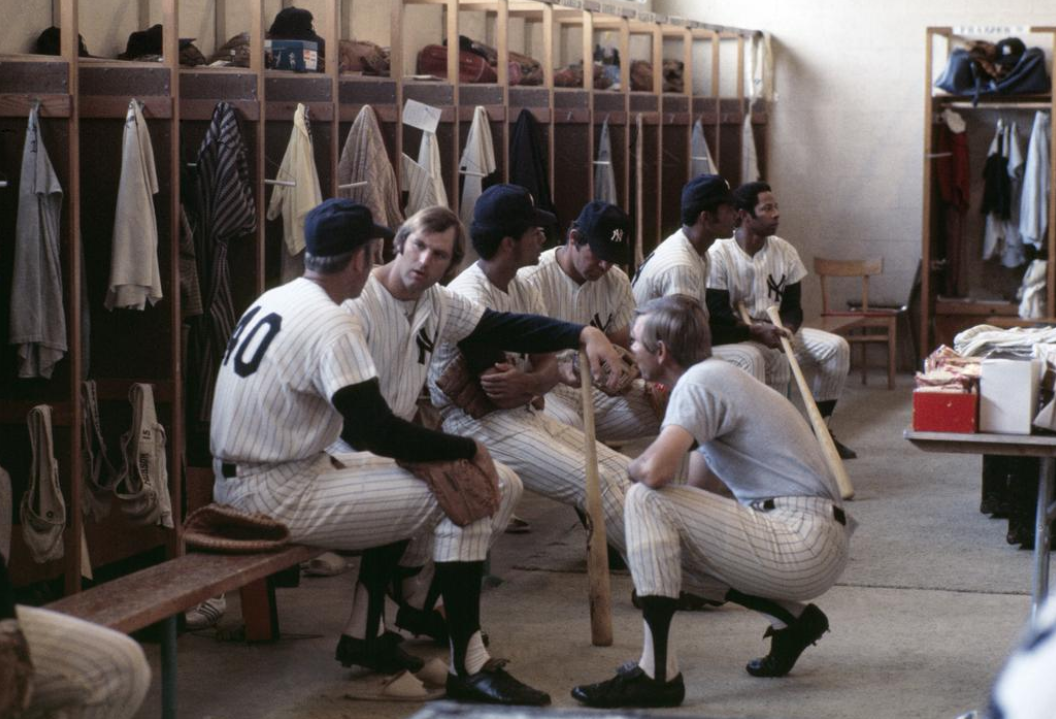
0,554,151,719
631,174,788,392
212,199,620,705
428,185,639,562
339,204,626,644
571,296,854,708
519,200,661,442
708,181,855,459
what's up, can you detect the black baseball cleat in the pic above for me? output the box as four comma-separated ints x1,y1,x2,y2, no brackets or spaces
572,661,685,708
746,603,829,678
335,632,425,674
445,658,551,706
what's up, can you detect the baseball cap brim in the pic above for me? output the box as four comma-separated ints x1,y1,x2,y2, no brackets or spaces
531,207,557,227
368,222,396,241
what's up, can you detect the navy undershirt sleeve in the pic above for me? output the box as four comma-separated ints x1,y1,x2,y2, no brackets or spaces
332,380,476,462
457,309,584,373
779,282,804,332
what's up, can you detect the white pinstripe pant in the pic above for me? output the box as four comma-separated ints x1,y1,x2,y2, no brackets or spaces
543,380,662,443
213,452,522,564
753,329,849,403
443,407,631,555
625,485,849,607
17,605,151,719
712,343,786,391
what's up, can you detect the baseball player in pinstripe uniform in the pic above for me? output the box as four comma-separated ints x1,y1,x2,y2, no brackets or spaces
339,205,625,650
708,182,855,459
519,201,661,441
428,185,638,562
1,554,150,719
631,174,789,392
571,295,854,708
212,199,617,705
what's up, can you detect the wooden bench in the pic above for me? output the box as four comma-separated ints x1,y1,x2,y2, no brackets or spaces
46,544,323,719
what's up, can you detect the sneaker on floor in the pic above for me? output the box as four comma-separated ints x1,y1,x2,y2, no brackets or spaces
571,661,685,708
185,595,226,631
446,658,550,706
829,432,857,460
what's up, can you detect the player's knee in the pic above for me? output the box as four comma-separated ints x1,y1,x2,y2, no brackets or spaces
495,462,524,505
100,634,151,717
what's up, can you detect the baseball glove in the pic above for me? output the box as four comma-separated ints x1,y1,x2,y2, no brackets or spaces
397,453,500,527
0,619,33,717
561,347,639,396
434,352,498,419
184,503,291,553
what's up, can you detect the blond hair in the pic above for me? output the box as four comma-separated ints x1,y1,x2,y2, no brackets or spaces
634,295,712,368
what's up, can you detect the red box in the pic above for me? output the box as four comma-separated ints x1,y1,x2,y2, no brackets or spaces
912,390,978,433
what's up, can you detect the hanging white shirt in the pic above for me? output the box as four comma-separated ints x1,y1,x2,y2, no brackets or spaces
1020,111,1051,250
11,104,67,378
594,118,618,204
106,100,163,311
460,106,496,227
265,103,322,259
418,130,448,208
741,113,760,183
691,119,716,177
402,153,444,217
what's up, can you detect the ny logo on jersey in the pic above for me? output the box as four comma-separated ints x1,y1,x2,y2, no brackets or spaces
767,273,787,303
416,327,437,365
590,312,615,333
610,228,625,243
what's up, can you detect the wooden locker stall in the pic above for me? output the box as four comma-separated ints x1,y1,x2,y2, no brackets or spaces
659,18,692,242
550,1,593,232
591,6,630,209
627,13,661,257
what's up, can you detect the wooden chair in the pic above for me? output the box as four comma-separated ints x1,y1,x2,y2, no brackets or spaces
814,257,903,390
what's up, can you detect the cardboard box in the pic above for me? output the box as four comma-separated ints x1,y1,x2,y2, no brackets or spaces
979,359,1041,434
913,390,978,433
265,40,318,72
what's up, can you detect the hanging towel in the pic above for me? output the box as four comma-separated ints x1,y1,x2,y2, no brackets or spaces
417,130,448,209
509,108,554,216
266,102,322,280
690,119,716,177
337,105,403,229
106,100,162,310
401,153,444,216
10,104,66,378
21,405,66,563
1020,111,1051,250
594,118,618,204
741,112,760,183
460,106,497,227
1017,259,1047,319
190,101,257,423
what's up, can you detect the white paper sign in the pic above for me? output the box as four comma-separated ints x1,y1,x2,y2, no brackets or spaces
402,99,441,135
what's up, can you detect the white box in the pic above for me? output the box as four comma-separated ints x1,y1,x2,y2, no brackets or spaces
979,359,1041,434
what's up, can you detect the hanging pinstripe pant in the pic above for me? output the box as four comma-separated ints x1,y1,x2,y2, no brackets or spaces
213,452,521,564
625,484,849,608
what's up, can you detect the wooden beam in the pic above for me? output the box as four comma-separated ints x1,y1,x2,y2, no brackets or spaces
543,2,555,195
498,0,510,181
583,8,594,199
251,0,266,295
215,0,227,52
391,0,405,190
326,0,340,200
448,0,460,216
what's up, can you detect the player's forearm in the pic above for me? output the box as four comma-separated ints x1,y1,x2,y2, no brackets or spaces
464,309,583,354
332,381,476,462
527,354,563,395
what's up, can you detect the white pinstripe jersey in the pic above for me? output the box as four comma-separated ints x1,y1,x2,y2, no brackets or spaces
664,359,839,503
708,236,807,321
429,262,545,412
343,272,486,421
631,228,710,315
518,247,635,333
211,278,376,465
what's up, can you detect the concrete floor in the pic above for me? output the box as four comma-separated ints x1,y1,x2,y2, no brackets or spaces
137,372,1040,718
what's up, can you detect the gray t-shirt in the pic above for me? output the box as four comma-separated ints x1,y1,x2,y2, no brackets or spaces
663,359,840,503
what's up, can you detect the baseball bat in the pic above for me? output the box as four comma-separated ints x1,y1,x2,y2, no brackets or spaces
752,305,854,499
580,349,613,646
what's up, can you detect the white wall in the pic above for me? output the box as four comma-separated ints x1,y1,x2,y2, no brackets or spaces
656,0,1055,317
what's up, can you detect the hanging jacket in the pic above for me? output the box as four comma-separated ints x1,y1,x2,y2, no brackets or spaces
509,109,554,218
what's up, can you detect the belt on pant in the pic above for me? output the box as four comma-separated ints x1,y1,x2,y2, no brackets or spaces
759,498,846,526
221,462,238,478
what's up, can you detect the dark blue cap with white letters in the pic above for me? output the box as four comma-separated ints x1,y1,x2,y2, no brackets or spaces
304,198,394,257
573,201,631,265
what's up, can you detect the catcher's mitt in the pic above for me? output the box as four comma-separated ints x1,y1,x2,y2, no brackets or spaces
397,452,500,527
0,619,33,717
561,346,639,396
184,503,290,553
435,352,499,419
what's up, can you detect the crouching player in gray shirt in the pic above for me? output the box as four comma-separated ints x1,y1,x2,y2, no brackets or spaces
572,294,855,709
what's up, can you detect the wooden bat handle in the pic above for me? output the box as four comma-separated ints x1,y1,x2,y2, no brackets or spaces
763,307,855,499
580,349,613,645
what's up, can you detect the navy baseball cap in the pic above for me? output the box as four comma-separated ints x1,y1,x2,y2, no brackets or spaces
681,174,734,222
304,199,393,257
471,184,557,238
573,201,631,264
